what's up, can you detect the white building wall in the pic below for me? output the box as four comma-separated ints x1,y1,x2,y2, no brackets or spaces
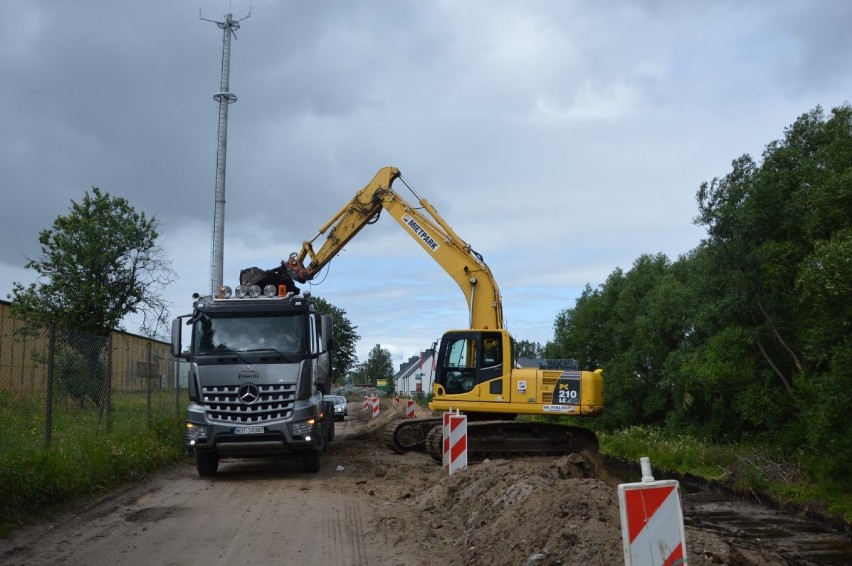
394,350,437,397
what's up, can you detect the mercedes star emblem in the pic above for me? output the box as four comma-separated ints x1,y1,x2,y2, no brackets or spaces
238,383,260,404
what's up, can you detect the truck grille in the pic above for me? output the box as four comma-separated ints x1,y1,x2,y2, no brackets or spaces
202,384,297,424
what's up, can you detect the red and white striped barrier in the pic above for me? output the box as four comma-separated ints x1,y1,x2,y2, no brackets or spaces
618,457,687,566
371,396,380,418
441,411,453,469
363,396,370,411
442,411,467,475
405,400,416,419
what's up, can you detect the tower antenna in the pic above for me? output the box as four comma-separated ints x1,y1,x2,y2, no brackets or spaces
201,8,251,294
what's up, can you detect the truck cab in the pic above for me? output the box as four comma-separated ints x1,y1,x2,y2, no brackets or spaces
172,285,334,476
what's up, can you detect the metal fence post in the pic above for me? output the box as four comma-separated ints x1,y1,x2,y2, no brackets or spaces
104,334,113,432
146,342,152,429
45,322,55,447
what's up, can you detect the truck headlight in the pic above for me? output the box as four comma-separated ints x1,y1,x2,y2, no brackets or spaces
289,418,316,438
185,422,209,444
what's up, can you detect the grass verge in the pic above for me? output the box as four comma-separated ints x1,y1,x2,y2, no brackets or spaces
0,392,186,538
598,425,852,527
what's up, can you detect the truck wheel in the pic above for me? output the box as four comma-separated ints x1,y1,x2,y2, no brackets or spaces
327,417,336,442
318,424,328,453
302,450,321,473
196,452,219,476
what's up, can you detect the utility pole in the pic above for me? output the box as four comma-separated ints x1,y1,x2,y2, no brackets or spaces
201,9,250,294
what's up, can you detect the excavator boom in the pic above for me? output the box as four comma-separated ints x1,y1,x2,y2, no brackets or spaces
286,166,503,331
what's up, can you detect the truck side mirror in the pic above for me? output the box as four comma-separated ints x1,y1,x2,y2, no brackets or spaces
171,318,185,358
320,315,333,354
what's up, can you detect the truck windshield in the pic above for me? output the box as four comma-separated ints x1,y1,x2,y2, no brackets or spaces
193,313,306,354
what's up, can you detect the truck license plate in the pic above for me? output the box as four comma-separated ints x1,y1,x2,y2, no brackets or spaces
232,426,265,434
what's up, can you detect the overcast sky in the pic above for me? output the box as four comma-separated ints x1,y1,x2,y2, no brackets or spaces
2,1,850,367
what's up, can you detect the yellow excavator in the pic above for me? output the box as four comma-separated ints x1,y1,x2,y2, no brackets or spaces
256,166,604,459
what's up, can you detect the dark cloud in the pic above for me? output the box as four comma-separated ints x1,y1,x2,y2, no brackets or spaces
2,0,850,360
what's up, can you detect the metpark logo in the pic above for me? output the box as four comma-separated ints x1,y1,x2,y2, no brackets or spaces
402,213,440,251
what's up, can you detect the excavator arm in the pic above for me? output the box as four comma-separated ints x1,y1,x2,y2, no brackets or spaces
247,166,604,459
284,166,503,331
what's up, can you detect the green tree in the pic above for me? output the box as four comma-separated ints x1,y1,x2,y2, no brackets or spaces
661,243,789,438
10,187,175,337
695,105,852,458
362,344,394,392
10,188,175,408
695,105,851,396
347,363,367,386
545,104,851,483
598,254,677,428
312,296,360,384
548,279,622,369
513,339,543,358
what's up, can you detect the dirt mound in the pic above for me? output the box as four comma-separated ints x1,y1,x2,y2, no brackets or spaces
413,454,624,565
342,405,795,565
386,449,790,565
352,399,405,436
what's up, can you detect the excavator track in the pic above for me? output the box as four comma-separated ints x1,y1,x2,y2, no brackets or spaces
383,418,443,453
424,420,599,461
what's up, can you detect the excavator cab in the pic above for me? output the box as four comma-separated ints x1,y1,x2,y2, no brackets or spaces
439,334,478,394
434,330,509,398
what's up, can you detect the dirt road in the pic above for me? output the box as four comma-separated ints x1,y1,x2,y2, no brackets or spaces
0,414,431,566
0,403,843,565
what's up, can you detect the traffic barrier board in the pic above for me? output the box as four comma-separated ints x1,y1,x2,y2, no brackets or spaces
443,412,467,475
618,477,687,565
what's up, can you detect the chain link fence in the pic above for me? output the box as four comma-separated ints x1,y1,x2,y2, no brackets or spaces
0,309,186,455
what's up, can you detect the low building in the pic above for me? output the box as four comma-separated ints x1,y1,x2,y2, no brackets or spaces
392,348,436,397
